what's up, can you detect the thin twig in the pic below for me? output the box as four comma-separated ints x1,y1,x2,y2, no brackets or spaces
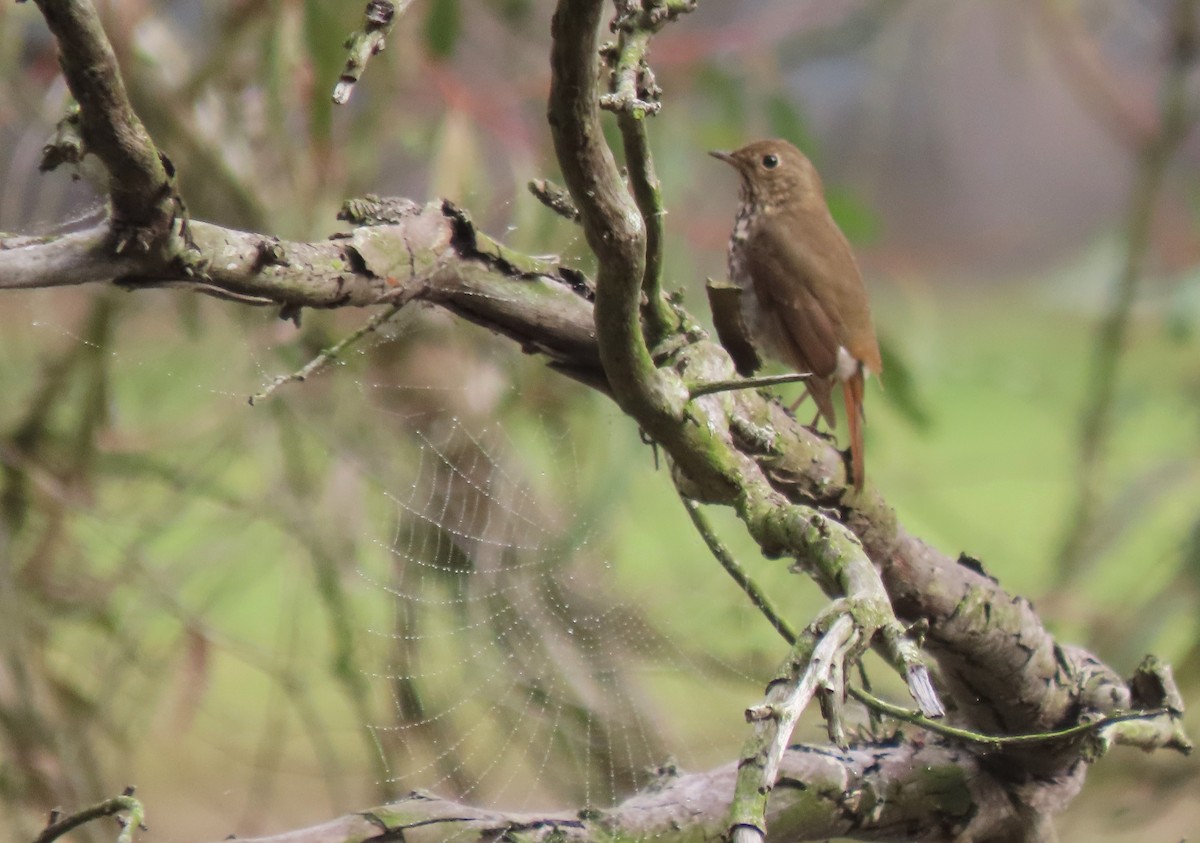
32,790,145,843
690,372,811,399
333,0,407,105
248,304,402,405
679,496,798,644
527,179,581,223
617,108,674,343
848,686,1172,749
857,660,883,737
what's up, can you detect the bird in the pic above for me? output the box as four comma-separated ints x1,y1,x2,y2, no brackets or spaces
710,138,881,492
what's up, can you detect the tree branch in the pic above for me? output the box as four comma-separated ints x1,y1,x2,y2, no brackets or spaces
8,1,1192,840
32,789,144,843
600,0,692,344
33,0,177,247
730,614,859,842
543,20,940,764
332,0,406,105
548,0,683,429
0,203,602,376
0,226,146,289
196,738,1057,843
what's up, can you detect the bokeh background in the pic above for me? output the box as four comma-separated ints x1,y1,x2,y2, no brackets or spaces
1,1,1198,840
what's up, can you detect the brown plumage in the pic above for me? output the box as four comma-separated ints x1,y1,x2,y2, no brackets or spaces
710,139,881,492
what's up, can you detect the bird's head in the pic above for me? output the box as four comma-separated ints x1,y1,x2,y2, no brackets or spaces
709,139,823,207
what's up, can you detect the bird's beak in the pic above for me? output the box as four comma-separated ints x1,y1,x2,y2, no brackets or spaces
709,150,735,165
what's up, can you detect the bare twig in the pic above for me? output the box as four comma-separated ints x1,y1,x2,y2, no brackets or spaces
32,789,145,843
689,372,810,399
616,104,674,343
333,0,408,105
678,495,798,644
527,179,581,223
848,686,1182,752
249,303,404,405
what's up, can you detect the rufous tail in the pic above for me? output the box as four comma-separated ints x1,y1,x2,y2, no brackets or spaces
843,368,867,492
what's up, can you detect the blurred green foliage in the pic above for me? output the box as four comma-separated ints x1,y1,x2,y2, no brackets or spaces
424,0,462,59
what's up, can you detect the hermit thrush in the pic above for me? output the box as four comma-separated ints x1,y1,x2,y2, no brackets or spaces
710,139,881,492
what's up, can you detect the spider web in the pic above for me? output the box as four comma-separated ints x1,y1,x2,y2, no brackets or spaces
204,206,782,810
0,74,780,818
352,404,754,810
1,198,790,826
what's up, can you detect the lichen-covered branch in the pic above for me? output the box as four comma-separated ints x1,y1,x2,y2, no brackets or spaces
194,738,1053,843
31,789,144,843
615,105,674,345
729,614,858,843
33,0,177,248
548,20,942,802
548,0,682,430
722,395,1186,765
599,1,687,344
333,0,407,105
0,202,601,376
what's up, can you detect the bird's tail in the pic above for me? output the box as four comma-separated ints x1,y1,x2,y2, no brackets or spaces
843,368,867,492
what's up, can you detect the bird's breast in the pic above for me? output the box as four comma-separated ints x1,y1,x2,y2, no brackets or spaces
726,204,791,366
726,201,759,294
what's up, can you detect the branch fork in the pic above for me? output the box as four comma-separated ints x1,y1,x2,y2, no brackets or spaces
727,591,945,841
730,613,860,843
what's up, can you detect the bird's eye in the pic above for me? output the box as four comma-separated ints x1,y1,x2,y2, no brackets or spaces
761,154,779,169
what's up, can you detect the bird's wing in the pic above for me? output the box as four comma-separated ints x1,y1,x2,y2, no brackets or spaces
745,214,841,378
746,206,882,377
